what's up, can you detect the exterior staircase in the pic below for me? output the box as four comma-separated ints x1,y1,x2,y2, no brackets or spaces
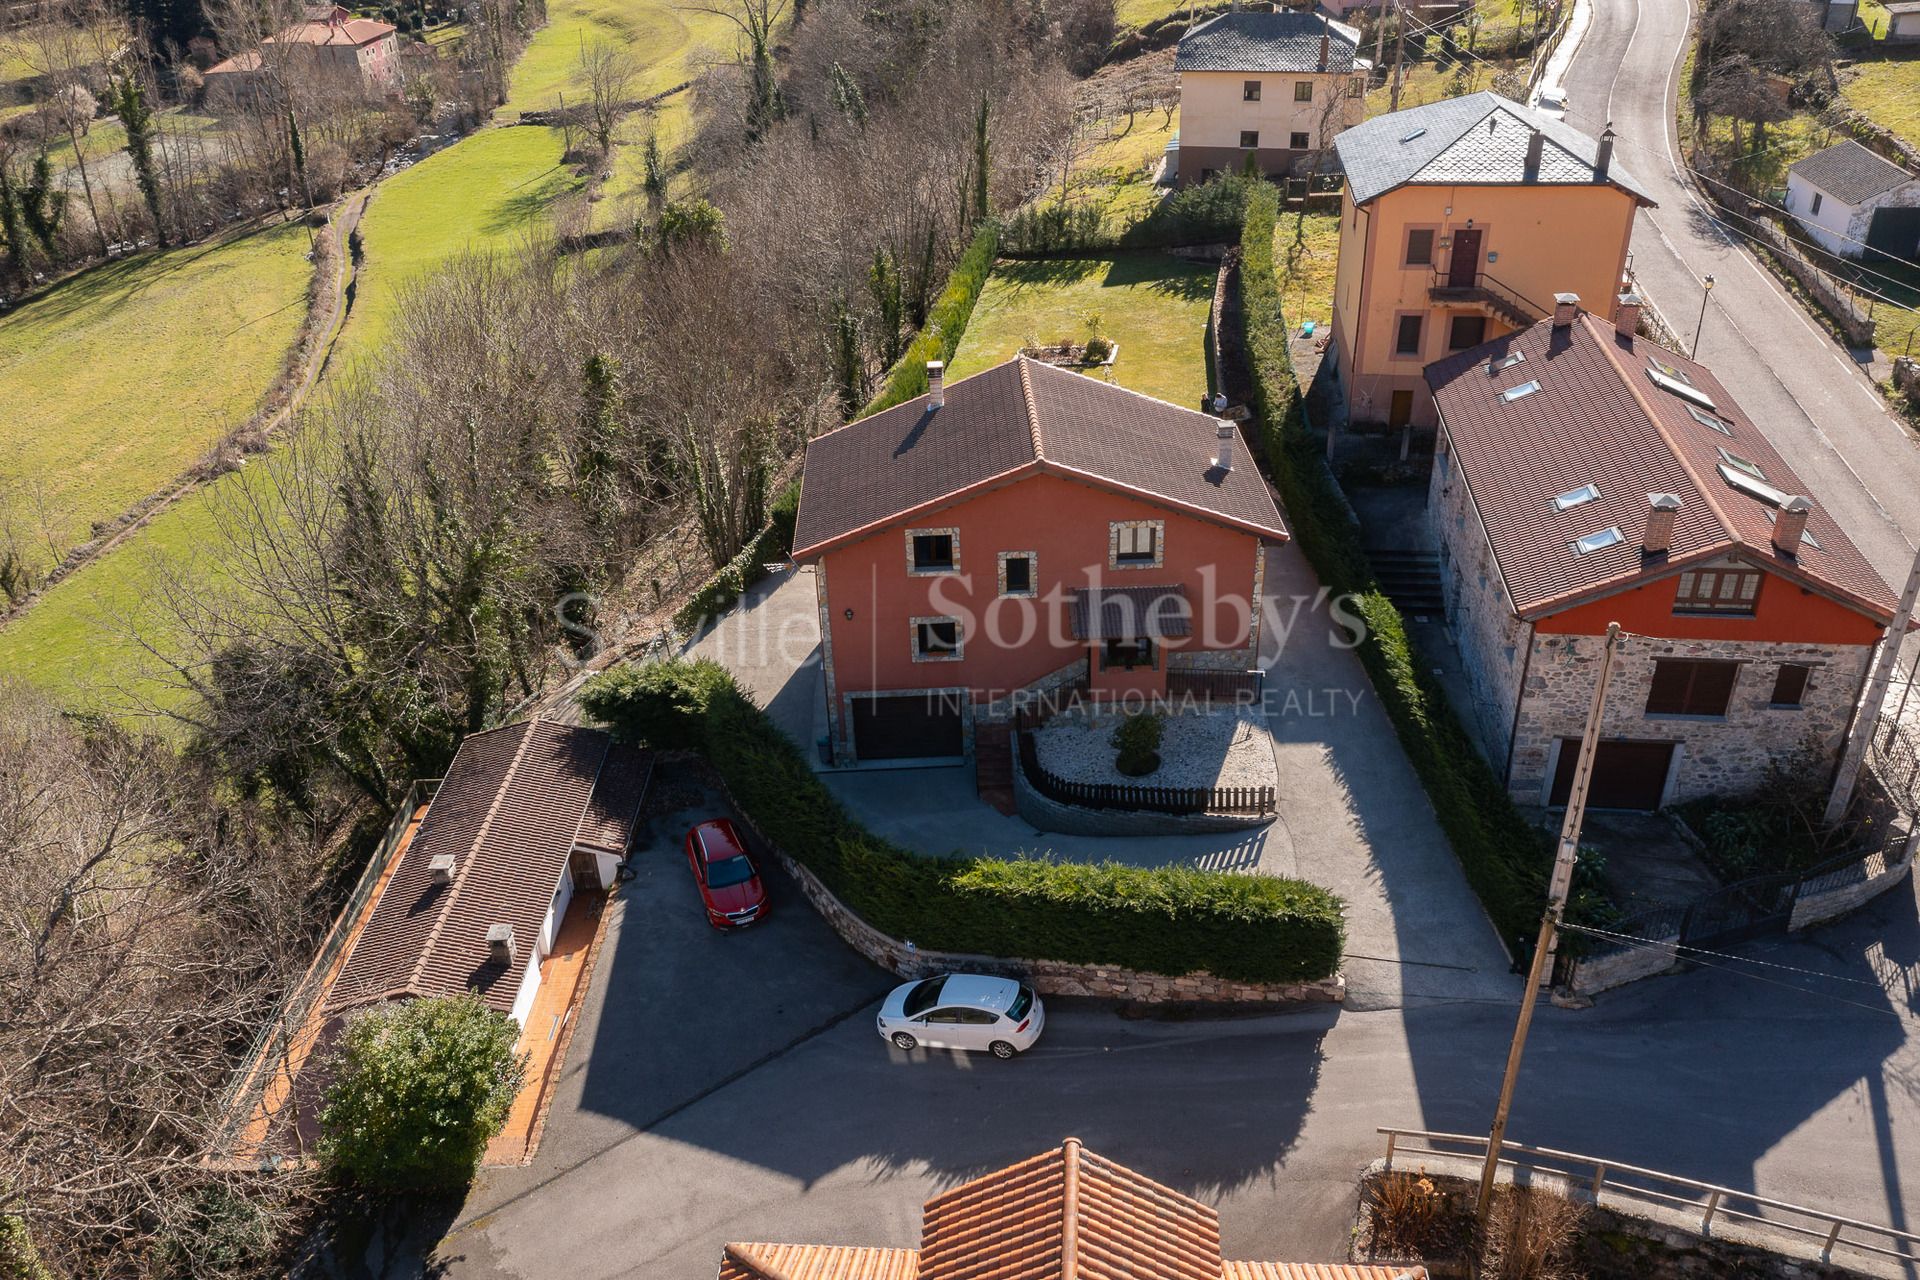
975,722,1017,816
1369,549,1444,618
1428,275,1544,329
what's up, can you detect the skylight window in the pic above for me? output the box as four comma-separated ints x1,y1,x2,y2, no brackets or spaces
1573,527,1625,555
1719,463,1790,507
1649,358,1692,385
1552,484,1600,511
1501,379,1542,402
1686,403,1732,435
1717,448,1765,480
1487,350,1526,374
1646,364,1717,411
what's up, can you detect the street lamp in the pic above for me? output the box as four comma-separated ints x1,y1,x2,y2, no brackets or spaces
1692,274,1716,359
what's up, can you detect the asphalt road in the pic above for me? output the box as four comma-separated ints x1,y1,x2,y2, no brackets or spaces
1559,0,1920,586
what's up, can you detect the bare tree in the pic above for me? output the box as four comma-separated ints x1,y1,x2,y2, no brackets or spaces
579,37,638,159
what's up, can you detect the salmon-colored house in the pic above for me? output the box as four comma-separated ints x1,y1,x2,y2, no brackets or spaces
790,357,1288,764
1328,92,1656,431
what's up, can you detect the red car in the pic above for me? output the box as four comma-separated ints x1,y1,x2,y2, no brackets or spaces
683,818,769,929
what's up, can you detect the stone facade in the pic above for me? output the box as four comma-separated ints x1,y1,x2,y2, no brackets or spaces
1430,445,1532,766
1509,630,1873,807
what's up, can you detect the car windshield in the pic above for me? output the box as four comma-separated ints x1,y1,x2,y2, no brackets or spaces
706,855,756,888
902,976,948,1017
1007,985,1034,1022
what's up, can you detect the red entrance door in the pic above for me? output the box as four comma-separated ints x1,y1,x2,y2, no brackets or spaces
1448,228,1483,288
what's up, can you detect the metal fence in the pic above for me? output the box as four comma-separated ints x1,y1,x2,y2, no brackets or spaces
1377,1128,1920,1271
1015,730,1274,816
212,778,440,1149
1167,668,1264,705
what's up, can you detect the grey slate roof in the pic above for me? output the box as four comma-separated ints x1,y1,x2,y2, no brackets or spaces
1175,10,1362,73
1333,91,1656,205
1788,139,1916,207
791,357,1287,556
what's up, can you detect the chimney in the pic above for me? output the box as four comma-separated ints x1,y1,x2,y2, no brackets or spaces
1553,292,1580,327
1214,420,1235,473
1642,493,1681,556
927,360,945,409
1524,128,1544,178
429,853,456,886
1318,31,1330,69
1614,292,1643,338
1595,124,1615,180
486,923,517,967
1773,495,1813,554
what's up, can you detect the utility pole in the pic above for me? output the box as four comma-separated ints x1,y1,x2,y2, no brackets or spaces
1373,0,1388,89
1389,0,1407,112
1825,543,1920,824
1475,621,1623,1222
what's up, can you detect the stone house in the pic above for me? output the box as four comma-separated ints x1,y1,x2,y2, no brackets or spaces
1784,139,1920,261
1328,92,1656,431
1171,8,1368,186
789,357,1287,764
1424,296,1898,810
205,6,401,103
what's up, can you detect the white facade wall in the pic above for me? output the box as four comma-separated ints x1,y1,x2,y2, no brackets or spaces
1785,172,1920,259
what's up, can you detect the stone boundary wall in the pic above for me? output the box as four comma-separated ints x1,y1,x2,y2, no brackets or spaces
1791,839,1917,930
707,771,1342,1006
1569,937,1681,996
1010,753,1275,836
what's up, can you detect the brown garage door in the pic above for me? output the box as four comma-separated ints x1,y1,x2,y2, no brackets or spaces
1549,739,1676,810
851,693,965,760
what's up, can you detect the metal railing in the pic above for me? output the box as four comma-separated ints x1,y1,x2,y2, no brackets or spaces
1377,1128,1920,1270
212,778,441,1148
1015,729,1274,816
1426,266,1551,324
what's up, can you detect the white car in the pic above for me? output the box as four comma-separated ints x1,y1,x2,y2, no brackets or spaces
1533,88,1569,120
876,973,1045,1059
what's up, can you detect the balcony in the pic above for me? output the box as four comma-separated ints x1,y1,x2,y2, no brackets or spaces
1427,268,1546,328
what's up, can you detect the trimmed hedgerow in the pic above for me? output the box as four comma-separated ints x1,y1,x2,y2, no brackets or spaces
579,659,1346,984
864,220,1002,415
1237,184,1588,945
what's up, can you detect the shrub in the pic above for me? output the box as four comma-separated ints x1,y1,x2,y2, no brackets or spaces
669,478,800,633
1365,1169,1449,1257
0,1215,51,1280
1480,1185,1585,1280
318,995,527,1193
1110,711,1163,776
1002,201,1111,255
582,659,1346,982
866,220,1001,414
1236,183,1584,944
1121,171,1254,249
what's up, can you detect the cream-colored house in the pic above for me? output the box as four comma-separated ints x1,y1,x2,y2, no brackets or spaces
1326,92,1656,430
1172,8,1367,185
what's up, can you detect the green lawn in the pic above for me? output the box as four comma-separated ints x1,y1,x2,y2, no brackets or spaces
1067,109,1177,233
0,222,313,576
1116,0,1191,28
1272,210,1342,333
948,253,1215,408
1843,61,1920,154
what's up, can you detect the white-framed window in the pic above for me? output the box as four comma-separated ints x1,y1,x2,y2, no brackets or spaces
1109,519,1164,569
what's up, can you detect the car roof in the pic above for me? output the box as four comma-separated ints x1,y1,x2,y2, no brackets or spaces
936,973,1022,1012
693,820,745,859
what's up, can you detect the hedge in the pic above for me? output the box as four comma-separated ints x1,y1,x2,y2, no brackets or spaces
671,480,801,633
579,659,1347,983
864,220,1002,415
1237,185,1609,944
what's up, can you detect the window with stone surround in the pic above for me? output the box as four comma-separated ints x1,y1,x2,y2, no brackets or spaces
998,551,1036,597
1674,567,1761,615
1646,658,1739,717
1109,520,1164,569
912,616,962,661
1770,663,1812,708
906,527,958,574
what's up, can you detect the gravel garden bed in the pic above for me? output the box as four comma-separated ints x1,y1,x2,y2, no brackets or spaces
1033,708,1278,791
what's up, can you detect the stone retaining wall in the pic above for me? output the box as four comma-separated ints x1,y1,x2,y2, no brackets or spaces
1791,838,1917,931
711,772,1340,1007
1569,936,1681,996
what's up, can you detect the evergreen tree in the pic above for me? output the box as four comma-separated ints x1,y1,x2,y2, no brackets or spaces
0,168,25,283
908,216,937,328
641,129,666,208
832,295,863,415
18,151,66,257
829,62,867,126
287,109,312,210
111,76,166,246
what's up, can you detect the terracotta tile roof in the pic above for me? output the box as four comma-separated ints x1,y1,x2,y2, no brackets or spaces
573,741,654,853
1069,584,1193,640
1425,310,1897,623
267,7,395,45
791,358,1286,559
719,1245,920,1280
918,1138,1223,1280
1222,1265,1428,1279
327,720,640,1016
716,1141,1411,1280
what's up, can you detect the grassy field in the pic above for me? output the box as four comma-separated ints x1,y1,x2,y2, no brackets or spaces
1271,211,1342,334
1843,61,1920,154
1069,109,1179,233
502,0,735,140
0,222,314,575
948,253,1215,408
